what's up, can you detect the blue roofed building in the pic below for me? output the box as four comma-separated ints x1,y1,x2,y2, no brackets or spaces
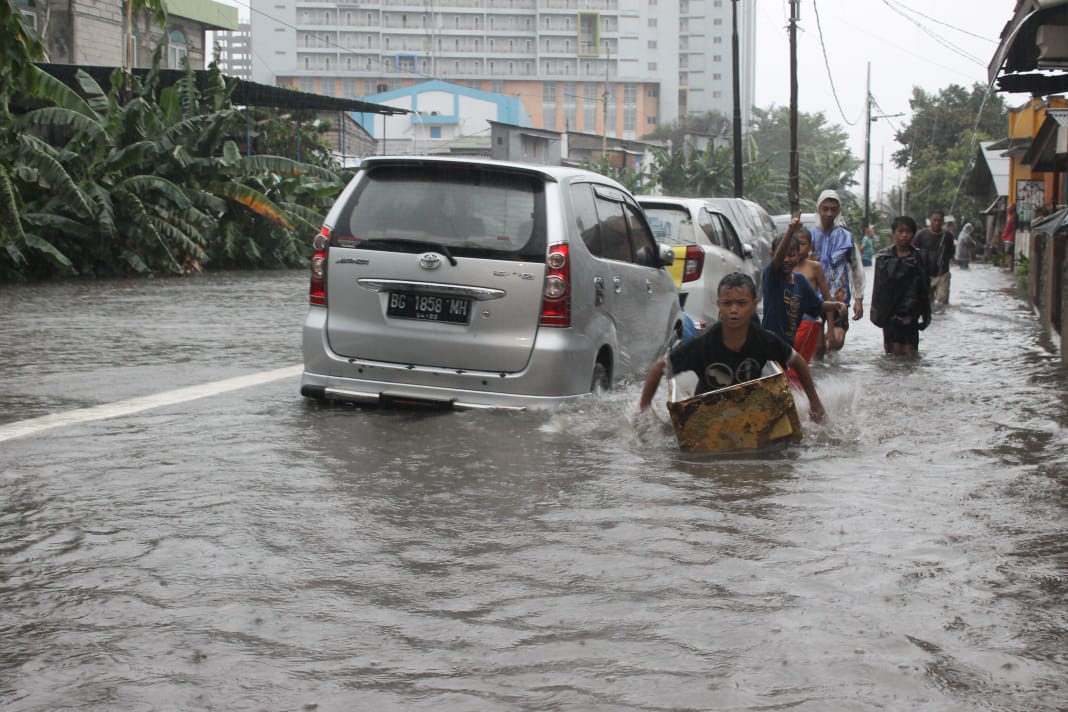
352,80,531,155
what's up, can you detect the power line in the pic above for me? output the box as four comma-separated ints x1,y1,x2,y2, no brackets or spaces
870,94,904,134
882,0,998,44
878,0,987,66
810,0,859,126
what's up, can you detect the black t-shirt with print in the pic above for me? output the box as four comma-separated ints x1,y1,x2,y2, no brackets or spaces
668,322,794,395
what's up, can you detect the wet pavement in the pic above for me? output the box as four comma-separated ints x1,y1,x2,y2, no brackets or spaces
1,264,1066,711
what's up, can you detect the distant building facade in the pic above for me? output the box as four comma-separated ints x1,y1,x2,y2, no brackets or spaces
16,0,238,69
213,21,252,78
247,0,756,141
355,79,531,155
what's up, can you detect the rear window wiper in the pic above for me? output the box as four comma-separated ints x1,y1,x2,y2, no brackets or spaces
356,238,458,266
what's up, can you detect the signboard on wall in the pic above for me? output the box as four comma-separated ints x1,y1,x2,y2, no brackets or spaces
1016,179,1046,226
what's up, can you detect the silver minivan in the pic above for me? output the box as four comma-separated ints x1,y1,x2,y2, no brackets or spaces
301,156,682,410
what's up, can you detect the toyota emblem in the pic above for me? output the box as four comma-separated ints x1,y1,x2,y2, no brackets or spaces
419,253,442,270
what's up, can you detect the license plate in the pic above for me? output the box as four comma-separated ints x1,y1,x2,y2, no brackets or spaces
386,291,471,324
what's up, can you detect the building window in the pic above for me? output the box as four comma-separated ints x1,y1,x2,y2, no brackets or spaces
578,12,599,56
168,29,188,68
648,40,656,49
648,62,656,71
713,36,722,44
648,18,657,27
430,126,441,138
128,28,139,66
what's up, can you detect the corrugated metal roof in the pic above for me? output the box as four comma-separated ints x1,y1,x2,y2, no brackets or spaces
980,140,1011,196
34,63,408,115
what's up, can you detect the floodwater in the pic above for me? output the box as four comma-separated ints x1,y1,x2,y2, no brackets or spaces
1,265,1066,711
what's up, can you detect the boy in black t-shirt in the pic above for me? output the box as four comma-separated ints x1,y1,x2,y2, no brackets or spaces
639,272,826,422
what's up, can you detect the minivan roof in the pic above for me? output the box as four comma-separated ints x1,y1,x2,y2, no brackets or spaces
358,155,627,189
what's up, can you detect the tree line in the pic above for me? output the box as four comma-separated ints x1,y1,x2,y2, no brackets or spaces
598,86,1007,240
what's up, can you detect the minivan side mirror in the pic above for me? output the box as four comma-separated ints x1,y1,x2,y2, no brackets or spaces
741,243,754,259
657,243,675,267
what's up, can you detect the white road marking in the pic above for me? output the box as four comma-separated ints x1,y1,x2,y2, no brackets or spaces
0,364,304,443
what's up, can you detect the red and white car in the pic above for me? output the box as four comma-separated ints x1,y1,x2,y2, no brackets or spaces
638,197,759,330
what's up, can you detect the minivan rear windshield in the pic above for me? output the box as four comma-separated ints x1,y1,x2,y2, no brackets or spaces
335,164,547,261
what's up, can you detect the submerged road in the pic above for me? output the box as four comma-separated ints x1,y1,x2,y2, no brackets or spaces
1,265,1066,711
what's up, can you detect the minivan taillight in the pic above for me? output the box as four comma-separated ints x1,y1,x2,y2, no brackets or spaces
682,245,704,283
539,243,570,327
309,226,330,306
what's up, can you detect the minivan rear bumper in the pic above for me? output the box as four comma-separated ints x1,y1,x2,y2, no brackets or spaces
300,307,601,409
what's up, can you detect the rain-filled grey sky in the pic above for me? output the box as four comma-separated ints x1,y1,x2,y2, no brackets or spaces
753,0,1016,198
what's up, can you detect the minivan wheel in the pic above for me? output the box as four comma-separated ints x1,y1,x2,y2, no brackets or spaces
591,362,611,394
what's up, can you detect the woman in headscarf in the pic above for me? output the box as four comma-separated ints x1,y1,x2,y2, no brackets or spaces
955,223,975,269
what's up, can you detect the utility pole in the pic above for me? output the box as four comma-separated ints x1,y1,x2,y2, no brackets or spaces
788,0,800,214
863,62,872,230
864,69,904,228
602,45,610,157
731,0,743,197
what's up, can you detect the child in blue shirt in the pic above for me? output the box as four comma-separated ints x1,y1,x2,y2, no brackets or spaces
762,216,845,348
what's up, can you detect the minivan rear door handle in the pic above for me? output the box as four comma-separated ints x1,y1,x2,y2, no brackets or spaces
645,278,655,294
613,276,623,294
594,276,606,305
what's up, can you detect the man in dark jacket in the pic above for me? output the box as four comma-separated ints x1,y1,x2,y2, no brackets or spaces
912,209,955,306
872,216,932,355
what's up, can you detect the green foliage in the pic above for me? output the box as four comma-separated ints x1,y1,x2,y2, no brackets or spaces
643,107,861,222
1015,254,1029,278
0,0,44,116
578,155,646,194
244,107,339,170
893,83,1008,225
0,49,344,281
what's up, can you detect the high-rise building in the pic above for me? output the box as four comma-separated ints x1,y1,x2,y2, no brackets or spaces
214,22,253,79
248,0,756,140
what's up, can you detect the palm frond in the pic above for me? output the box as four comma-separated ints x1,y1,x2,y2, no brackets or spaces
115,189,181,272
21,212,91,239
237,154,340,182
209,181,293,228
0,167,26,247
84,182,118,241
16,134,94,216
30,66,97,118
74,69,110,117
22,231,74,268
278,201,327,234
17,107,108,145
106,140,160,174
118,174,196,212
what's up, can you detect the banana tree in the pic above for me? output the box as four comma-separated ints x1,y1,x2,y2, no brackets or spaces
2,53,343,279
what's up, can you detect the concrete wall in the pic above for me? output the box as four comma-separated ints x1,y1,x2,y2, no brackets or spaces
1028,229,1068,360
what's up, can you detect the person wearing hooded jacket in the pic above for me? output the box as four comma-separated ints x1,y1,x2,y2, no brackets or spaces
955,223,976,269
809,189,865,354
871,216,932,356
